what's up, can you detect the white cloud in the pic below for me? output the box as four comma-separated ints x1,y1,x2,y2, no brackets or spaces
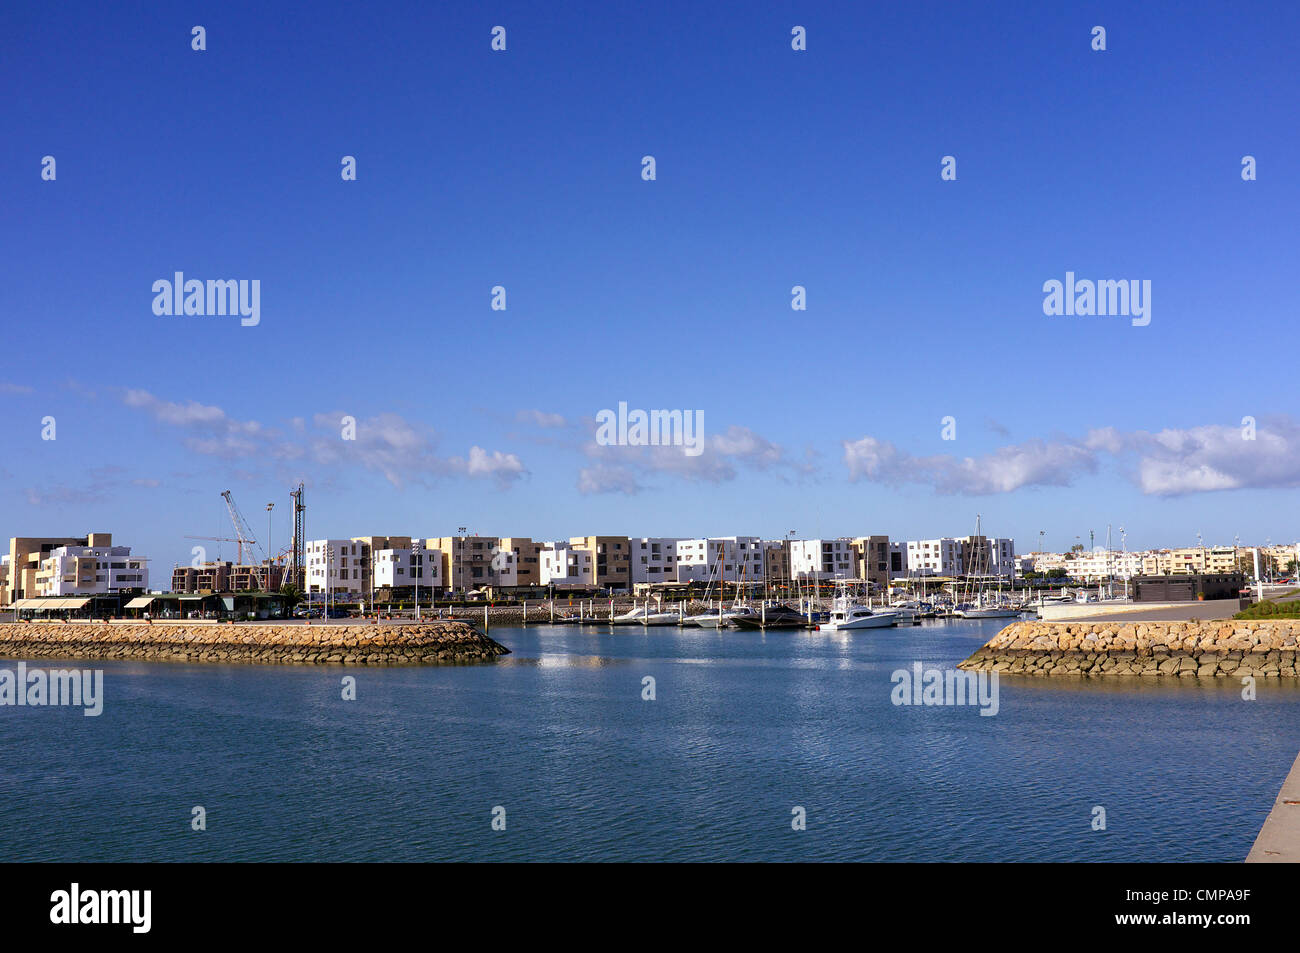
844,417,1300,497
843,435,1096,494
119,389,527,490
577,423,802,494
516,409,567,428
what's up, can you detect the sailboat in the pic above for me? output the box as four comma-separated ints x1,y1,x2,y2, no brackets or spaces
954,514,1022,619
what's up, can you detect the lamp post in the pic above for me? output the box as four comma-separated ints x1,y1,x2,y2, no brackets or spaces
266,503,275,594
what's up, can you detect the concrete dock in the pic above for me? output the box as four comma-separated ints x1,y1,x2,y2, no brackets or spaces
1247,751,1300,862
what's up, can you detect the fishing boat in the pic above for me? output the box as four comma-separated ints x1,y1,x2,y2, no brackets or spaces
820,600,897,631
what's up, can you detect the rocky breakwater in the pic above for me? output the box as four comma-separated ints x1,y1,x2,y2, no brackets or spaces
0,622,510,666
959,620,1300,678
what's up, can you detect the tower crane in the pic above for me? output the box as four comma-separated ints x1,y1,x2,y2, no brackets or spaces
222,490,267,588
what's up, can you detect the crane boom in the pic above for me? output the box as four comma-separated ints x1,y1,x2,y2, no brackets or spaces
221,490,266,587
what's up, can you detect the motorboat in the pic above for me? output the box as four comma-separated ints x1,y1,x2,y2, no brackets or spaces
639,611,683,626
609,605,659,626
690,606,757,628
730,605,808,630
954,604,1022,619
820,603,897,631
887,603,919,624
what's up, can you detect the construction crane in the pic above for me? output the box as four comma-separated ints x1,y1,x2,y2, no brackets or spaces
290,482,305,591
183,535,242,562
221,490,267,588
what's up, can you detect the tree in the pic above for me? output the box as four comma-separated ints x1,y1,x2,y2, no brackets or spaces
278,583,305,609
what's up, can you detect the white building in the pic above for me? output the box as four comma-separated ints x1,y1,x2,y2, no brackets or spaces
905,538,964,576
306,539,367,595
674,537,765,584
789,539,855,581
372,544,444,591
630,537,679,585
1065,550,1145,581
540,542,594,586
35,543,148,596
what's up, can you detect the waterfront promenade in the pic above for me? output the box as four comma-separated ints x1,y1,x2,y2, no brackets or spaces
1248,752,1300,862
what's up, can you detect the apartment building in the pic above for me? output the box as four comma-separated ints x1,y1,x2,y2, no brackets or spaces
887,542,908,579
4,534,115,605
172,562,283,593
568,535,631,590
1142,547,1244,576
850,536,891,588
372,543,443,591
630,537,679,585
540,542,594,587
789,539,855,581
1061,550,1145,581
763,540,792,587
959,535,1017,579
34,542,149,596
426,536,516,592
675,537,764,584
905,538,963,577
1028,551,1075,574
499,537,541,587
306,539,370,595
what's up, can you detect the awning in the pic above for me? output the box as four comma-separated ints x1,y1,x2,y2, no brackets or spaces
50,597,92,609
15,596,93,610
125,596,156,609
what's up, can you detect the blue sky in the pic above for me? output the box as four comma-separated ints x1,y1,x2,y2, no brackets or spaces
2,0,1297,570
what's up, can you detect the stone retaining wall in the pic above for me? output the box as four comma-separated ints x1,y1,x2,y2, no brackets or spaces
959,620,1300,678
0,622,510,666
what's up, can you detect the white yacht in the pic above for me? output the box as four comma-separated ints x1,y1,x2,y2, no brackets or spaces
609,605,658,626
821,604,898,630
956,605,1022,619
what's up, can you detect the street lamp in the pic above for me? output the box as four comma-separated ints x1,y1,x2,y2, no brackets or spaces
266,503,275,594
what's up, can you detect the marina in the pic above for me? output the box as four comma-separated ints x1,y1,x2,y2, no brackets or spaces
4,618,1295,863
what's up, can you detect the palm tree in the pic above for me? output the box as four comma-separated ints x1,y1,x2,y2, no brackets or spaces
278,583,305,611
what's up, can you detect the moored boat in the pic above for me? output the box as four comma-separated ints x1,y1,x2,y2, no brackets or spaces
730,605,807,630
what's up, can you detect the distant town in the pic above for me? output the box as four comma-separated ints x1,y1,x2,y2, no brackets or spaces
3,526,1296,613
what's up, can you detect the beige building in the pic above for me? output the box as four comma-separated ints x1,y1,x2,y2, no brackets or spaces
499,537,541,587
426,536,514,592
851,536,891,587
763,540,792,588
1141,547,1242,576
172,562,284,593
568,536,630,591
4,534,112,606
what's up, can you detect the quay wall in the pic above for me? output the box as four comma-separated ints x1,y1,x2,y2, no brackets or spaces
0,622,509,666
960,620,1300,678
